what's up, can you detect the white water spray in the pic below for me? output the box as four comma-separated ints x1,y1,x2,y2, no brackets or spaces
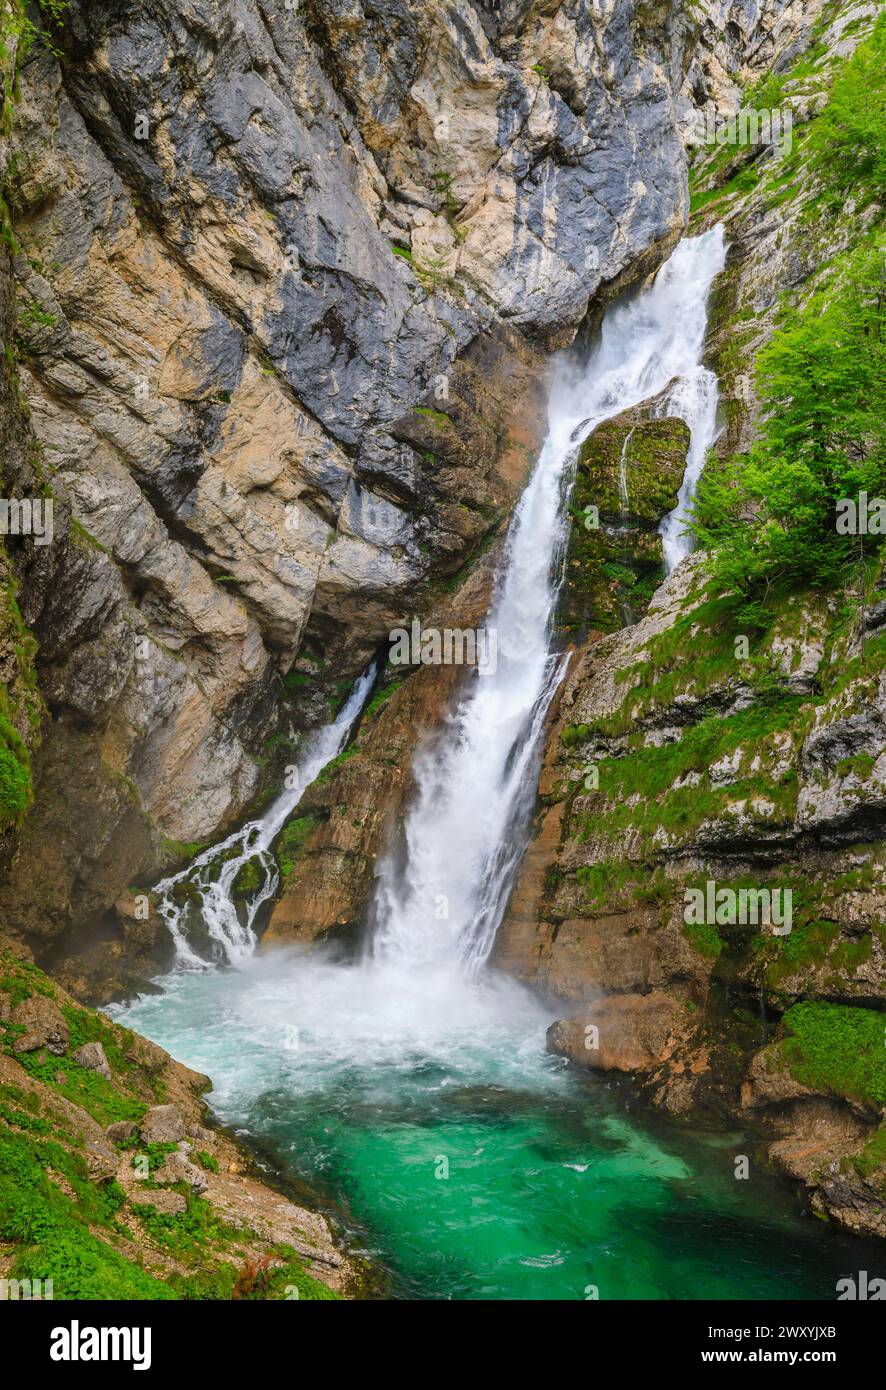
154,663,376,968
372,226,727,978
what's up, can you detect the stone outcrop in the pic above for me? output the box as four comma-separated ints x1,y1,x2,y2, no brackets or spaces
560,403,690,638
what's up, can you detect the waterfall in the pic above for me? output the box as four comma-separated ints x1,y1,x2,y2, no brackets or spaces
146,228,724,981
618,427,634,514
617,427,636,627
657,230,727,571
154,663,377,968
372,226,727,977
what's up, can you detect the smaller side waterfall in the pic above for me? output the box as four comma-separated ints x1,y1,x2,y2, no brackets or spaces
616,427,637,627
618,426,634,514
153,664,377,968
657,228,727,571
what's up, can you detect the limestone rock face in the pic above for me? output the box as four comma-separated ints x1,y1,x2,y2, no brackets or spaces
10,994,71,1055
679,0,836,136
1,1,695,991
70,1041,113,1080
139,1104,187,1146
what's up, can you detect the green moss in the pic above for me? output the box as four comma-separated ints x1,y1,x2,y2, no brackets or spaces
276,813,323,879
571,697,802,863
414,406,450,428
283,670,312,692
559,416,688,636
761,918,839,986
0,957,56,1007
835,752,877,780
233,859,263,895
160,837,212,866
682,918,723,960
848,1124,886,1183
0,566,43,830
365,674,404,717
778,1001,886,1108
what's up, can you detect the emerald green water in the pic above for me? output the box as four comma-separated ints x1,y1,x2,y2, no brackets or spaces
120,950,867,1300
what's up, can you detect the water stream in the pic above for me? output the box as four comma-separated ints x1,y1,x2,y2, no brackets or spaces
115,227,865,1299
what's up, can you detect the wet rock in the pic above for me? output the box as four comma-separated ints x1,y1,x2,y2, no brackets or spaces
560,406,691,637
547,993,686,1073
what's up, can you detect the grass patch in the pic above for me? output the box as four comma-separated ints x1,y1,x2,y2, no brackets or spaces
778,1001,886,1108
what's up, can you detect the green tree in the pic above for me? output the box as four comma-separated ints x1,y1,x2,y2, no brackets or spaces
692,234,886,618
804,13,886,206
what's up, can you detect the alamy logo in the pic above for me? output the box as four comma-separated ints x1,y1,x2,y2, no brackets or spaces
836,1271,886,1300
835,493,886,535
0,1277,53,1299
688,107,793,156
389,618,498,675
50,1321,151,1370
683,880,792,936
0,496,54,545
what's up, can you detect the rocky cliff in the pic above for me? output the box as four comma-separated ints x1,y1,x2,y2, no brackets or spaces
0,0,699,995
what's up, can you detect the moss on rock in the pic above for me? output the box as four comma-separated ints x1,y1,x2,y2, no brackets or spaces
560,410,689,637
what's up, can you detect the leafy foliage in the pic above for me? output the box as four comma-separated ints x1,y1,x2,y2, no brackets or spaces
803,13,886,207
691,235,886,618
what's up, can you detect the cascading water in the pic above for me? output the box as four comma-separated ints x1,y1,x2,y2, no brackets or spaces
618,426,634,513
657,231,727,572
151,227,726,983
153,662,376,968
114,226,848,1303
616,427,636,626
371,225,727,979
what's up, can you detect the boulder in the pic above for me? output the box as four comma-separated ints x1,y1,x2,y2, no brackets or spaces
139,1104,185,1145
128,1189,188,1216
547,992,685,1073
106,1120,138,1144
152,1150,209,1195
71,1041,112,1080
11,995,70,1055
